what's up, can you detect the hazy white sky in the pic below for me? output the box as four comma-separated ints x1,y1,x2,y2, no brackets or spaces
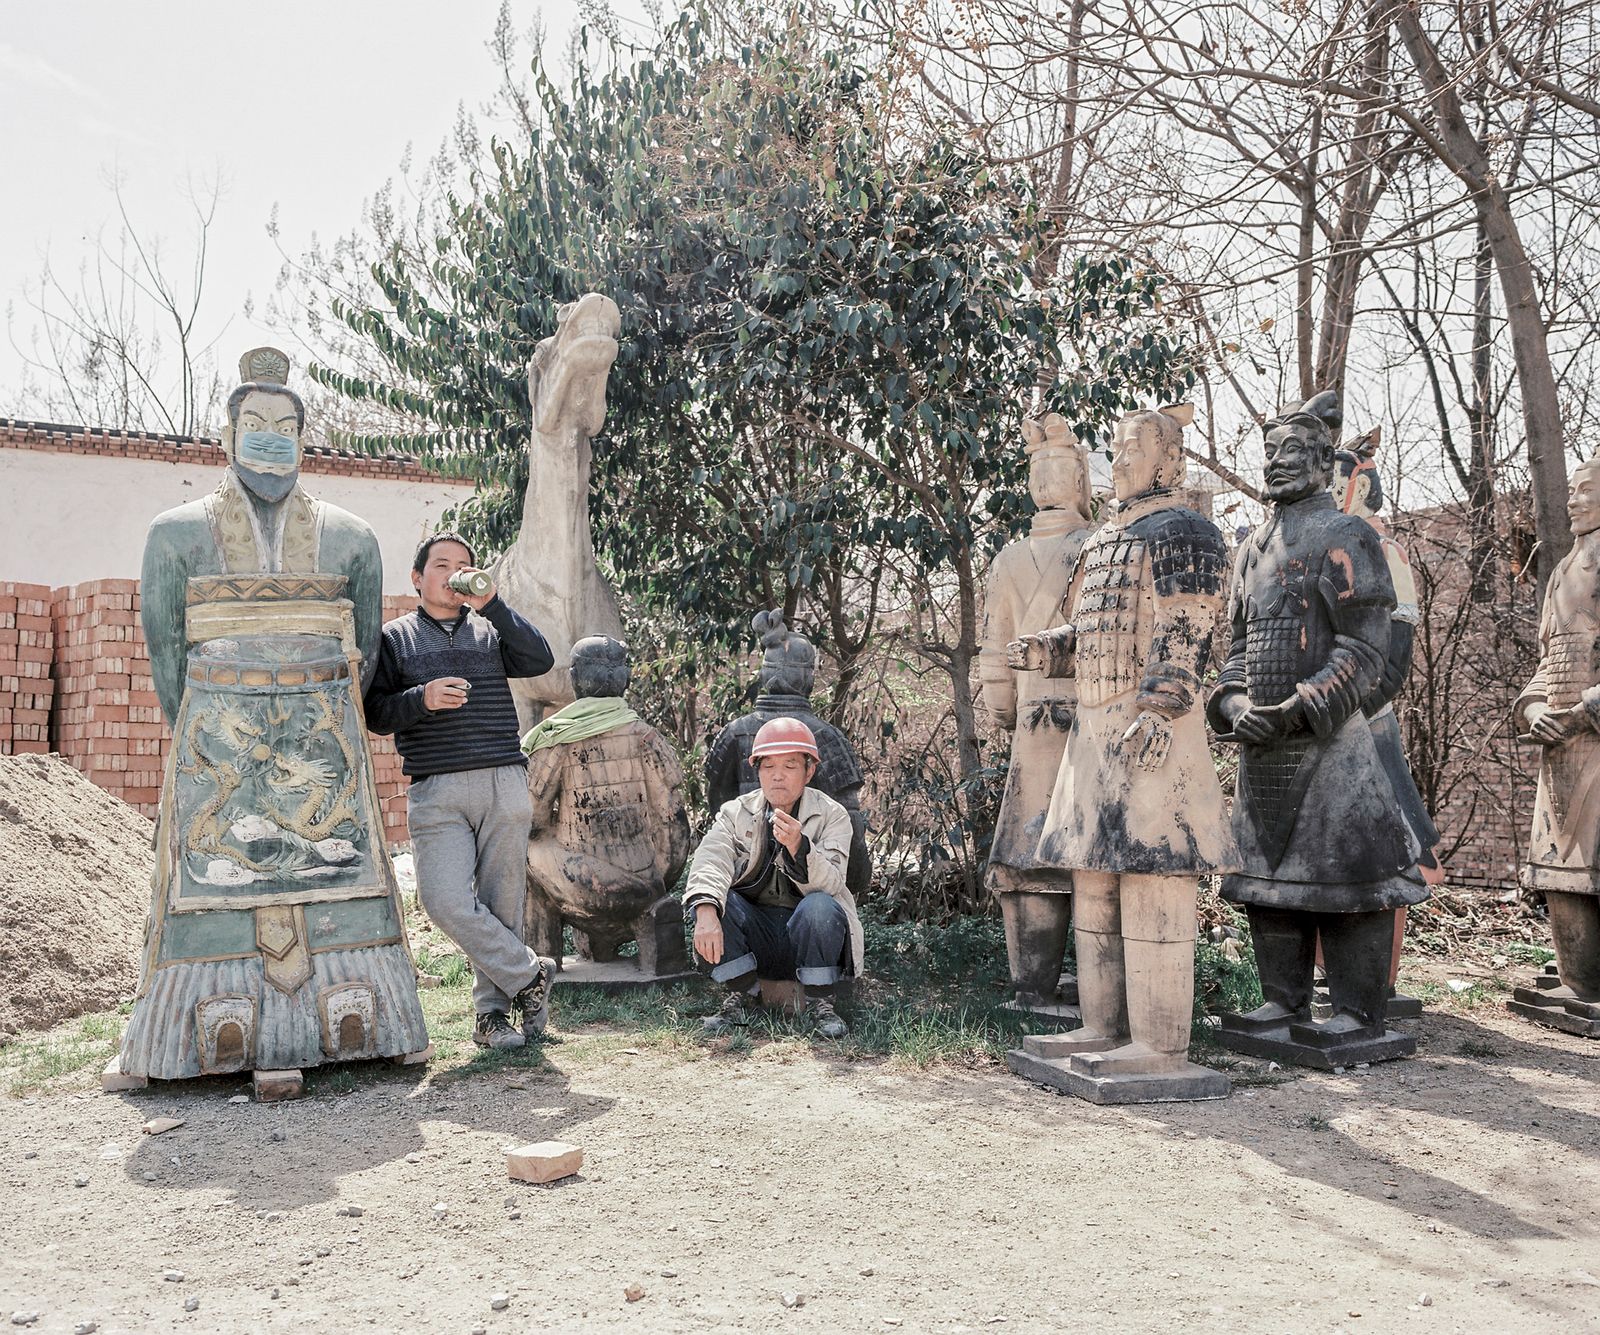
0,1,649,418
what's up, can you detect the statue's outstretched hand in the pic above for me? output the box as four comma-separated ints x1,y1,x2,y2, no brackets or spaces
1006,637,1046,671
1121,710,1172,771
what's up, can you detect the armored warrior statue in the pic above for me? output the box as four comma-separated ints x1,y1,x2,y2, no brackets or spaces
706,612,871,895
977,414,1095,1016
112,349,429,1094
1005,404,1236,1103
1508,455,1600,1038
1332,432,1442,1020
522,635,693,982
1208,391,1428,1068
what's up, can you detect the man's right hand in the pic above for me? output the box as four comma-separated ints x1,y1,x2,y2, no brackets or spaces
423,677,471,711
693,904,724,966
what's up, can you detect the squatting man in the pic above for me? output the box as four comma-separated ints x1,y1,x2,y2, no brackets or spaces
684,717,865,1038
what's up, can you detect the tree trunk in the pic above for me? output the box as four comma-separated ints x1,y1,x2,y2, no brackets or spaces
1391,2,1571,596
1031,0,1087,407
949,543,984,782
1314,14,1391,398
1466,218,1497,599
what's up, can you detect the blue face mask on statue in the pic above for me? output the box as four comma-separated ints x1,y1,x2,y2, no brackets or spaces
237,429,299,471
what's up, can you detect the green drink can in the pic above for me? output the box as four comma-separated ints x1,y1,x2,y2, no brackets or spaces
447,570,494,597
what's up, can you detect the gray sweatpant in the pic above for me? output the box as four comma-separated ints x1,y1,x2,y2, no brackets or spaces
408,764,540,1015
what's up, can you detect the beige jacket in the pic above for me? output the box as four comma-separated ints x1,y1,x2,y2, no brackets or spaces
684,787,864,975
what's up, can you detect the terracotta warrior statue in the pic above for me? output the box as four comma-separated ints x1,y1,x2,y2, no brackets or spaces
521,635,692,980
1508,454,1600,1038
114,348,428,1091
1006,404,1236,1102
705,612,870,895
1208,390,1428,1068
1332,432,1442,1019
978,414,1094,1014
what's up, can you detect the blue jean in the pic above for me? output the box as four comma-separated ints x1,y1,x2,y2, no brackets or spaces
704,891,850,987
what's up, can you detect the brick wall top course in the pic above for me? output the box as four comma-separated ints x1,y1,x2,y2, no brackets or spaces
1,417,456,484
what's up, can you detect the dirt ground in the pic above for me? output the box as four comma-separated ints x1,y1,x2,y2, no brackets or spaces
2,982,1597,1335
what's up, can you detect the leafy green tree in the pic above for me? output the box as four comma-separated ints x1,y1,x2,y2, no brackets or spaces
315,7,1196,778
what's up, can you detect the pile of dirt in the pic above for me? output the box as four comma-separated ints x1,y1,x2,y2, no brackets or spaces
0,754,153,1042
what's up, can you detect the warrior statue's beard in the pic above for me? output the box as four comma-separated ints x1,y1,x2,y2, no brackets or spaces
234,464,300,503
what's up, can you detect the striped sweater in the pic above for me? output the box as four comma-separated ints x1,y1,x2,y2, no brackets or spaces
365,597,553,778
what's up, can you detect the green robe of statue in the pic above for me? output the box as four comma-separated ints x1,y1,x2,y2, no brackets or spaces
118,470,428,1079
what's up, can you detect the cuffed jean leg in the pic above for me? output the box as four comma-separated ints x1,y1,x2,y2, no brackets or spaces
704,894,805,982
705,892,760,984
790,892,849,986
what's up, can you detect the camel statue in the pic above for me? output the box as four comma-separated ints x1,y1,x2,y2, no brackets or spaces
493,292,626,728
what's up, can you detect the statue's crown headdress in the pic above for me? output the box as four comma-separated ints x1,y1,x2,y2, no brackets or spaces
1266,389,1342,441
238,346,291,386
1021,413,1078,457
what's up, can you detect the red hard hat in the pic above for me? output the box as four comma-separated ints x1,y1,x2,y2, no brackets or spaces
749,717,820,764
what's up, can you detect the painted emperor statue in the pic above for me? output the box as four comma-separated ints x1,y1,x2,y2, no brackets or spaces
115,348,429,1085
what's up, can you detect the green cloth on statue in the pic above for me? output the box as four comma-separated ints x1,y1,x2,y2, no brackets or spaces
520,696,640,753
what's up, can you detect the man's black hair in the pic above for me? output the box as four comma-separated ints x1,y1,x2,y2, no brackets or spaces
413,531,477,574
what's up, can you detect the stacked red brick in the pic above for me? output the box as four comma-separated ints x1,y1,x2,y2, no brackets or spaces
49,580,161,815
0,582,55,754
367,594,415,843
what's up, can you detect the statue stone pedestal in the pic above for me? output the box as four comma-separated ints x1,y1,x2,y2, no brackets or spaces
1212,1015,1416,1069
1508,961,1600,1037
1006,1039,1229,1105
550,956,699,992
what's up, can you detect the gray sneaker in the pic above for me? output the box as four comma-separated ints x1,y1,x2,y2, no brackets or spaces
513,957,556,1038
473,1010,525,1050
703,989,754,1035
809,996,848,1039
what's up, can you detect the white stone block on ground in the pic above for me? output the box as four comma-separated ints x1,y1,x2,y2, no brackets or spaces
505,1140,583,1184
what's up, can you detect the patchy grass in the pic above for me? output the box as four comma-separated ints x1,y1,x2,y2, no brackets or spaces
1409,976,1511,1010
1502,942,1557,967
1,1008,126,1097
1189,1039,1296,1087
0,907,1352,1096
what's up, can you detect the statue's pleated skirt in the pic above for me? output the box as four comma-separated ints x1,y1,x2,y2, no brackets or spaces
119,944,428,1080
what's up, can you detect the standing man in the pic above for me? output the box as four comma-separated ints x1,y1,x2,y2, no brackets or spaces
366,532,558,1050
685,718,862,1039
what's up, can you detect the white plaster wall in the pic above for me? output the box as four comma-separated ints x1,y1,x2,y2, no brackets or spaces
0,450,477,594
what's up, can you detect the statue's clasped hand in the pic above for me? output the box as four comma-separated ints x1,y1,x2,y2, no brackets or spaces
1006,637,1046,671
1231,695,1304,744
1120,710,1172,772
1526,703,1583,746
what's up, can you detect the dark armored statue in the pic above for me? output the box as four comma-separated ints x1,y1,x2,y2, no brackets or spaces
705,611,870,895
1207,390,1428,1068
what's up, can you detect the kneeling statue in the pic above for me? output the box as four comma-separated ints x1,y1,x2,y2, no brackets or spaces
521,635,691,980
